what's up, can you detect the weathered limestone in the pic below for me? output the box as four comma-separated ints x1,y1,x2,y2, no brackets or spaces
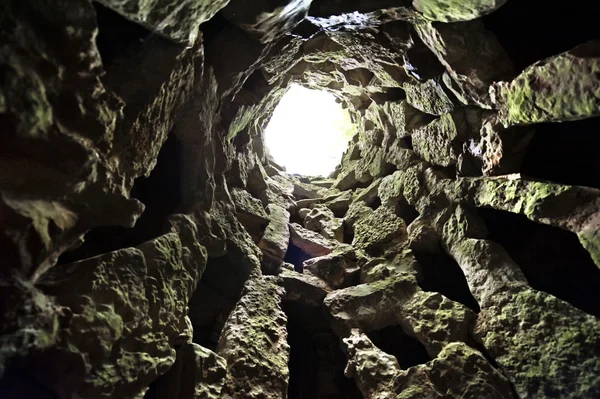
413,0,507,22
344,330,515,399
492,40,600,126
258,204,291,274
3,0,600,397
217,277,289,399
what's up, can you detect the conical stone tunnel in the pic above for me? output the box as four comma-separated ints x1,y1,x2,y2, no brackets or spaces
1,1,600,398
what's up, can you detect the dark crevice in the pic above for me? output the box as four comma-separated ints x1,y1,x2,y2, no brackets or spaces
95,2,182,122
189,255,250,350
284,243,313,272
413,248,480,313
343,221,355,244
394,198,418,226
283,302,362,399
482,0,600,72
478,208,600,317
57,134,183,265
368,196,382,211
93,2,152,68
519,118,600,190
367,325,431,369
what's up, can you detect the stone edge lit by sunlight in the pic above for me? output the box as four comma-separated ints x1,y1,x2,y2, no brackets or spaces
264,84,355,177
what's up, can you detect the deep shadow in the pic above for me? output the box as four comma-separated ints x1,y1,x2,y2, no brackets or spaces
368,196,382,211
284,243,313,272
519,118,600,190
189,254,252,350
394,198,419,226
57,134,183,264
414,248,480,313
367,325,431,369
284,302,362,399
0,367,58,399
93,2,151,68
478,208,600,317
483,0,600,72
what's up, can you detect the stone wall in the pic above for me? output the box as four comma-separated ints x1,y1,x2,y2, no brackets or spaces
1,0,599,398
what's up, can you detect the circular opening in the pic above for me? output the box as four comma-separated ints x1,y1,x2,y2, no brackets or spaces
264,83,355,177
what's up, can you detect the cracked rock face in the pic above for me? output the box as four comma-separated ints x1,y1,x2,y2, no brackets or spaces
1,0,600,398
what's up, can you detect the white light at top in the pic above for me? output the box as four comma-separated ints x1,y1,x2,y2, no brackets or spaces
264,83,355,177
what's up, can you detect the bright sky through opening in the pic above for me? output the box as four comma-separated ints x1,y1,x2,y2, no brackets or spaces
264,84,355,177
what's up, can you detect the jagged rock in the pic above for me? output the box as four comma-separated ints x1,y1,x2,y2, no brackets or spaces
258,204,291,274
415,20,514,107
324,274,419,333
97,0,227,44
411,110,466,167
492,40,600,126
441,175,600,268
146,343,227,399
289,223,337,257
30,217,206,398
344,330,515,399
403,77,456,116
302,205,344,242
352,206,408,256
475,286,600,398
218,276,289,399
222,0,312,43
231,188,270,242
280,269,332,306
360,256,418,283
303,248,361,289
353,179,382,207
413,0,507,22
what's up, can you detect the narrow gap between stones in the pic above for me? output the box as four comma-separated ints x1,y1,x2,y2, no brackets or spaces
413,247,480,313
188,255,249,351
284,243,313,273
519,118,600,190
57,134,183,265
283,302,362,399
478,208,600,317
394,198,419,226
367,325,432,369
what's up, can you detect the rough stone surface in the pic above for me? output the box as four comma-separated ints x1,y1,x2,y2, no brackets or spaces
414,0,507,22
217,276,289,399
2,1,600,398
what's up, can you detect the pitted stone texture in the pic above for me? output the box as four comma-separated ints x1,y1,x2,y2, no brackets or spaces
231,188,270,243
415,20,514,108
302,205,344,242
413,0,507,22
475,286,600,398
218,276,289,399
289,223,337,257
492,40,600,126
280,269,332,306
32,217,206,399
258,204,291,274
441,176,600,268
412,111,466,167
344,331,515,399
352,206,408,256
403,77,456,116
146,343,227,399
303,248,361,289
